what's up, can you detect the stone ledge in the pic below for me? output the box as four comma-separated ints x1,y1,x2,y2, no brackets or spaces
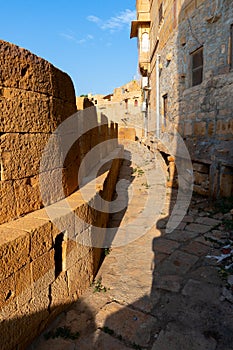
0,145,123,350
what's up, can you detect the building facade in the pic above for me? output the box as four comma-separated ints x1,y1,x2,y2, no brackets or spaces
76,81,144,137
131,0,233,197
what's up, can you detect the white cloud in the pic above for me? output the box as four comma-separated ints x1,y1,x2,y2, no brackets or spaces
60,32,94,45
87,9,136,32
87,15,101,24
60,33,77,41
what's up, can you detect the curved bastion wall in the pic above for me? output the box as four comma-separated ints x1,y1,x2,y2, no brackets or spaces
0,39,77,224
0,40,119,225
0,40,122,349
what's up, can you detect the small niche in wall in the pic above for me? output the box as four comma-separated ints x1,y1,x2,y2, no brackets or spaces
0,158,3,181
54,231,67,278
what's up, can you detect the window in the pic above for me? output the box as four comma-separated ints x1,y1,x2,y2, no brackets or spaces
134,99,138,107
141,32,150,52
125,99,128,109
191,47,203,86
159,3,163,24
230,24,233,69
163,94,168,126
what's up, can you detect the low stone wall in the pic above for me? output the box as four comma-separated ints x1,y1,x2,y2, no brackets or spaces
97,104,144,139
119,127,136,141
0,146,123,350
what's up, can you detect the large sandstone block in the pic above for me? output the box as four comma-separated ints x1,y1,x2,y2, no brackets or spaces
50,272,69,309
0,133,62,180
13,176,42,218
0,40,51,94
0,274,15,309
119,127,136,141
4,214,53,260
15,264,32,308
0,40,76,102
0,227,30,280
50,97,77,129
0,89,51,133
50,65,76,103
31,249,55,292
0,181,17,224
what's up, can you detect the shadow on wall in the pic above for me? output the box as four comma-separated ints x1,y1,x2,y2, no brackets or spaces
0,300,96,350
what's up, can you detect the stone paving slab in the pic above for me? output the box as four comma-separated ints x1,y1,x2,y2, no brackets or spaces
181,240,212,256
152,274,182,292
153,238,180,254
185,223,213,233
165,229,199,242
95,302,157,348
152,323,217,350
182,279,221,302
157,250,199,275
195,217,221,227
92,330,132,350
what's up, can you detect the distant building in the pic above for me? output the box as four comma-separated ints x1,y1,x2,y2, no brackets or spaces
76,81,144,137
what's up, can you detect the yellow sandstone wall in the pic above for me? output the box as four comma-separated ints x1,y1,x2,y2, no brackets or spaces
0,40,77,224
0,40,123,349
145,0,233,197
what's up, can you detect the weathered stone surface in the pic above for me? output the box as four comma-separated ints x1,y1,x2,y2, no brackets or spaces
31,249,55,291
0,89,51,133
33,339,75,350
0,133,62,180
4,214,53,260
95,302,156,347
51,272,69,309
182,279,221,303
153,274,182,292
0,40,78,225
15,264,32,306
0,274,15,308
13,176,43,218
153,238,180,254
158,250,199,274
185,223,212,233
152,324,217,350
0,227,30,280
93,330,132,350
182,241,212,256
0,40,75,102
119,127,136,141
195,217,221,227
0,181,17,224
165,229,198,242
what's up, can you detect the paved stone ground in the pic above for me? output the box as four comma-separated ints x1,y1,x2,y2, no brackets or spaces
29,141,233,350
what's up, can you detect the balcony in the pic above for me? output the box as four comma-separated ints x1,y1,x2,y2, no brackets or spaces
139,51,150,76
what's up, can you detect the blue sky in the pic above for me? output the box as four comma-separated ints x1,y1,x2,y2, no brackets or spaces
0,0,138,95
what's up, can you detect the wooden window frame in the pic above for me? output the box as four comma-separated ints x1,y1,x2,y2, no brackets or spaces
159,2,164,25
230,24,233,69
191,46,203,87
163,94,168,126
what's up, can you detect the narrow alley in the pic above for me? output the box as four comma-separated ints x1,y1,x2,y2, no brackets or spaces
30,140,233,350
